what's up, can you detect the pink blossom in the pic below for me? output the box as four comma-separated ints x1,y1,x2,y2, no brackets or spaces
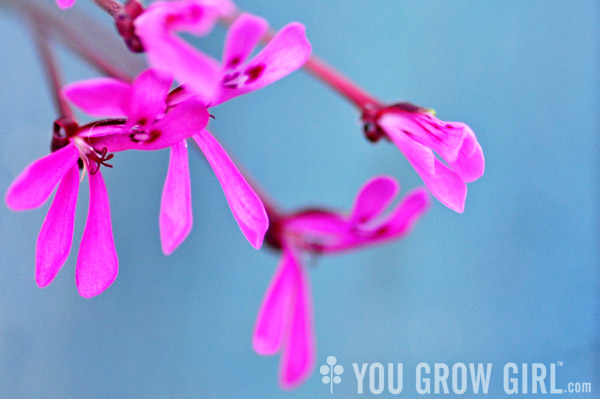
135,5,312,104
56,0,75,9
253,176,430,388
363,104,485,213
63,69,268,254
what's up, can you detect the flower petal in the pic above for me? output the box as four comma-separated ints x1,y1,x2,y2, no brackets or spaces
36,164,80,288
445,122,485,183
349,176,399,225
76,171,118,298
215,22,312,104
63,78,130,117
222,13,268,69
280,254,315,389
135,11,221,103
5,143,79,211
160,141,193,255
56,0,75,9
126,69,173,128
375,187,431,239
193,129,268,249
253,249,298,356
90,98,209,152
380,116,467,213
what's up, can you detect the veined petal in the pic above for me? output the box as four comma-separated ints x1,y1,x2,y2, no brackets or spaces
76,171,118,298
280,255,315,389
444,122,485,182
349,176,399,225
56,0,75,9
5,143,79,211
222,13,268,69
215,22,312,104
36,164,80,288
126,69,173,128
90,98,209,152
253,249,298,356
63,78,130,117
160,141,193,255
193,129,268,249
380,117,467,213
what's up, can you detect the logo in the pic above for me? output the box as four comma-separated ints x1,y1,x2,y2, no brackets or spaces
320,355,344,393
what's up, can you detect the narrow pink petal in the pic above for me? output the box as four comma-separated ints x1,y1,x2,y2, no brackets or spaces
160,141,193,255
90,98,209,152
376,187,431,238
280,257,315,389
76,171,118,298
135,12,221,103
445,122,485,183
215,22,312,104
56,0,75,9
126,69,173,127
35,164,79,287
63,78,130,117
222,13,268,69
5,144,79,211
193,129,268,249
349,176,399,225
380,116,467,213
284,210,348,236
253,249,298,355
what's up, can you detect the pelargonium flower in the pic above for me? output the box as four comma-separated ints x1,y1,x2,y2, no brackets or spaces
63,68,269,254
362,103,485,213
253,176,430,388
135,3,312,104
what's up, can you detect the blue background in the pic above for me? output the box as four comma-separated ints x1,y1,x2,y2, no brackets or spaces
0,0,598,397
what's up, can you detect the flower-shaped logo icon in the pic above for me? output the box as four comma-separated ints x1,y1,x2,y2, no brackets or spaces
320,355,344,393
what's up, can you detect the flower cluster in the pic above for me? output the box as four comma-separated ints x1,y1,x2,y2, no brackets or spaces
7,0,484,390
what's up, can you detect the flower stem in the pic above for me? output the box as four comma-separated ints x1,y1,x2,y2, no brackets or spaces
92,0,123,18
31,25,73,119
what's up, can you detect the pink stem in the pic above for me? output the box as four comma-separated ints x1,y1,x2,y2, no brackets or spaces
92,0,123,18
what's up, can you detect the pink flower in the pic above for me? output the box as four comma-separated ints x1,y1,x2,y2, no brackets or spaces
362,103,485,213
5,69,211,297
63,69,268,254
135,5,312,104
253,176,430,388
56,0,75,9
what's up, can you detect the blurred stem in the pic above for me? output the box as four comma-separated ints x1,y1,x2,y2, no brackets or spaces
32,25,74,119
1,0,137,82
92,0,123,18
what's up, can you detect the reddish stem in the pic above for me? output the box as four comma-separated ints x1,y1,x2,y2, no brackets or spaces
92,0,123,18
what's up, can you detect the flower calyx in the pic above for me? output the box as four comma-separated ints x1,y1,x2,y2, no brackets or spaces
115,0,145,53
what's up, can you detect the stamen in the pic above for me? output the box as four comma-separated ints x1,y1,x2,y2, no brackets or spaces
87,147,115,174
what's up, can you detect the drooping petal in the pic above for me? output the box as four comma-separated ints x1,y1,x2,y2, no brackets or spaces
56,0,75,9
222,13,268,69
135,11,221,103
380,115,467,213
126,69,173,128
90,98,209,152
76,171,118,298
280,254,315,389
214,22,312,104
160,141,193,255
444,122,485,183
36,164,80,288
193,129,268,249
253,249,298,356
5,143,79,211
63,78,130,117
349,176,399,225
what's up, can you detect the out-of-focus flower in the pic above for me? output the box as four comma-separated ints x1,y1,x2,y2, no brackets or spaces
253,176,430,388
362,103,484,213
56,0,75,9
63,68,268,254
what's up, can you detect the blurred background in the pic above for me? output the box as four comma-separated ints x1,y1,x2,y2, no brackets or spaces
0,0,598,397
